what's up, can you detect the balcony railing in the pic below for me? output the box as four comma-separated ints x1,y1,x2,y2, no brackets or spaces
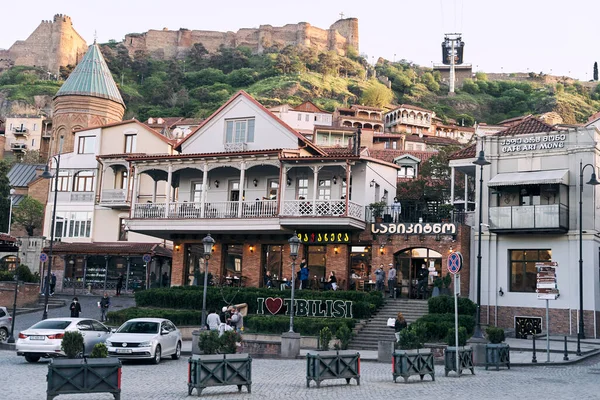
13,127,28,135
489,204,568,232
10,143,27,151
224,142,247,152
70,192,94,202
100,189,128,204
132,199,364,220
365,205,465,224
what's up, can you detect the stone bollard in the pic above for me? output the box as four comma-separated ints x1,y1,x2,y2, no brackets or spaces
281,332,301,359
191,329,201,355
378,339,395,363
467,336,487,366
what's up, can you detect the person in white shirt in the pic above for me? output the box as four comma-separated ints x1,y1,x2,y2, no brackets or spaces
206,309,221,331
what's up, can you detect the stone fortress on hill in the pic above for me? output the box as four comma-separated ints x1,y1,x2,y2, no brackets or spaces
0,15,359,73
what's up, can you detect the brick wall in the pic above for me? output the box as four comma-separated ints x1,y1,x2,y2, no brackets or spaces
0,282,40,308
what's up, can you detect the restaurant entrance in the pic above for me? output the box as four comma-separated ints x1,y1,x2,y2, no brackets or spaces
394,248,442,298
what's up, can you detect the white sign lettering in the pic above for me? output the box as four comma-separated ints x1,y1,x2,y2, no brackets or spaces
500,134,566,154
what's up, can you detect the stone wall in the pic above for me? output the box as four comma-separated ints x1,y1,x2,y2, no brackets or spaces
123,18,359,60
5,14,87,74
0,282,40,308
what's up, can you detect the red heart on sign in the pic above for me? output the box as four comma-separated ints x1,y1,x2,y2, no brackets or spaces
265,297,283,315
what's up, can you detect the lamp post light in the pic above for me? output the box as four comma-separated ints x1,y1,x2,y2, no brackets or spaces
288,233,301,333
69,259,76,296
472,148,490,339
201,234,215,329
7,239,22,344
576,161,600,355
40,135,64,320
8,188,15,235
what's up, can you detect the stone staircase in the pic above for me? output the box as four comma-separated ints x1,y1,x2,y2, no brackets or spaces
349,298,429,351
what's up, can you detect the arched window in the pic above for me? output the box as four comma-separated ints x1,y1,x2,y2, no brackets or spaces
73,171,94,192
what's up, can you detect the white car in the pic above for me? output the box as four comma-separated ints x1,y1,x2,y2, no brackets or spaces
16,318,111,363
106,318,182,364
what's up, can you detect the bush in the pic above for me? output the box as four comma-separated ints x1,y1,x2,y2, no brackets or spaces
486,326,505,344
0,265,39,283
61,331,84,358
319,327,333,351
446,326,468,347
412,314,475,342
198,330,221,355
335,324,353,350
89,343,108,358
397,325,423,350
428,296,476,316
220,330,242,354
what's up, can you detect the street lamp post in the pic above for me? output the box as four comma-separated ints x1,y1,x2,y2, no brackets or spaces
69,259,76,296
7,239,22,343
201,234,215,329
40,135,64,320
472,148,490,338
8,188,15,235
577,161,600,355
288,233,300,333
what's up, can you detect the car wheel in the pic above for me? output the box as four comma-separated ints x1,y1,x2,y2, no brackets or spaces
152,345,161,365
171,342,181,360
25,355,40,363
0,327,8,343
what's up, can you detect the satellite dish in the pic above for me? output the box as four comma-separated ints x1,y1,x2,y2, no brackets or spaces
419,133,423,138
172,128,183,138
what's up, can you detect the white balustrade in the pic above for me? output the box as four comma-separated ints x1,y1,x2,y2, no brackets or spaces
100,189,128,203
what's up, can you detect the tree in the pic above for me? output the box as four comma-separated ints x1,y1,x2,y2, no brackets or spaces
13,196,44,236
360,80,393,107
0,161,11,233
594,62,598,81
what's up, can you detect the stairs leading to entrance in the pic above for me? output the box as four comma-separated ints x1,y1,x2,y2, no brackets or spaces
349,298,428,351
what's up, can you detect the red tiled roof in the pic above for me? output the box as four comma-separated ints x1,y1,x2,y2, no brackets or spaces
369,149,438,164
43,242,172,257
388,104,432,113
98,153,149,159
0,233,17,243
495,116,560,136
351,104,384,111
448,144,477,160
127,149,282,161
498,114,532,126
292,101,329,114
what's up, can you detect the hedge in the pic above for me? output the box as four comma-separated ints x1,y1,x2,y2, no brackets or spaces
412,313,475,342
427,295,477,316
106,307,355,336
134,286,383,319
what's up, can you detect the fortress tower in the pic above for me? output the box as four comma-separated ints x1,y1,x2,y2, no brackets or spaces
52,44,125,154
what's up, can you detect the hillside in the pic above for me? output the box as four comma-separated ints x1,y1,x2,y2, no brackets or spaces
1,43,599,126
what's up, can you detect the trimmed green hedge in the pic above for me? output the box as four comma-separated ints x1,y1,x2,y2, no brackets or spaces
134,286,383,319
428,295,477,316
412,313,475,342
106,307,355,336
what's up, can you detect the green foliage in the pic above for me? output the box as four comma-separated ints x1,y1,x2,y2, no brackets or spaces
0,265,39,282
61,331,84,358
397,324,423,350
486,326,506,344
90,343,108,358
360,80,393,107
12,196,44,236
220,330,242,354
412,314,475,342
428,295,477,316
0,161,11,233
198,330,221,355
319,327,333,351
335,324,353,350
446,326,468,347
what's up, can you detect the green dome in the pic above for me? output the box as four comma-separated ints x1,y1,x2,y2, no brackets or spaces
55,44,125,107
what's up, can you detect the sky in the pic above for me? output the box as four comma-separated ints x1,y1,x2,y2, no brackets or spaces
2,0,599,81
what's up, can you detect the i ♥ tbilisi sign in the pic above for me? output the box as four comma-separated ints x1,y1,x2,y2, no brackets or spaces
256,297,353,318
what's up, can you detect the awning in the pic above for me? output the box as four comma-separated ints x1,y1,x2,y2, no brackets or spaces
488,170,569,187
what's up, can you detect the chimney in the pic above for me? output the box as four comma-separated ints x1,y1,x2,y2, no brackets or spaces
354,128,362,156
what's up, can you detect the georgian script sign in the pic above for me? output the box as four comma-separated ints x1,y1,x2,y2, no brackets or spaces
500,134,566,154
371,223,457,235
256,297,353,318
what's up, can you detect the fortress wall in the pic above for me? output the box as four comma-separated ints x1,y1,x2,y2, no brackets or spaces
9,22,54,68
304,25,329,52
189,30,235,53
330,18,359,51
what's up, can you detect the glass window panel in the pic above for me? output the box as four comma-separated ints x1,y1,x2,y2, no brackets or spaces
247,119,255,142
225,121,233,143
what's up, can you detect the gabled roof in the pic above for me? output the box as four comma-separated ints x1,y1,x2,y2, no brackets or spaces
351,104,383,112
448,144,477,160
292,101,329,114
369,149,438,164
55,44,125,107
496,116,559,137
8,163,45,187
75,119,174,145
175,91,325,155
498,114,532,126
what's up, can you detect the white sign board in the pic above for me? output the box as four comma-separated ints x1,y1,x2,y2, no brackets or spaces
536,262,558,300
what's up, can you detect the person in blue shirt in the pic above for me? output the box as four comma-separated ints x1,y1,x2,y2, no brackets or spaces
299,259,309,289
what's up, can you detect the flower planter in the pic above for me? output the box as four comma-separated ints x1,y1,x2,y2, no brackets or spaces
188,353,252,396
46,358,122,400
444,346,475,377
392,349,435,383
485,343,510,370
306,350,360,388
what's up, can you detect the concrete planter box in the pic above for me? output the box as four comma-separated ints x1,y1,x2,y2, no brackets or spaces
392,349,435,383
188,354,252,396
46,358,121,400
444,346,475,376
485,343,510,370
306,350,360,388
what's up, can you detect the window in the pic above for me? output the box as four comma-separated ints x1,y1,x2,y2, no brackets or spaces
118,218,128,241
267,179,279,200
225,119,255,143
33,123,37,131
124,134,137,153
73,171,94,192
509,249,551,292
116,170,128,190
297,178,308,200
398,166,415,178
318,134,329,145
305,114,309,122
318,179,331,200
406,143,414,150
31,139,36,147
54,172,69,192
54,212,93,238
392,141,397,149
77,136,96,154
191,182,203,203
298,114,302,121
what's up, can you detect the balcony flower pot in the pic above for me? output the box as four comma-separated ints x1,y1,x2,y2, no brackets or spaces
369,201,387,223
485,326,510,370
306,350,360,388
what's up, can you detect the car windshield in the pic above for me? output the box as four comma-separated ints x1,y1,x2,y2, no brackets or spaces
117,321,159,334
29,320,71,330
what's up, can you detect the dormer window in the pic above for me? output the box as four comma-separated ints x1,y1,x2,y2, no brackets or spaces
225,118,255,144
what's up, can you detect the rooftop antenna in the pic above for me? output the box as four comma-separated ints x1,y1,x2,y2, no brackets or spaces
339,11,345,19
93,30,97,45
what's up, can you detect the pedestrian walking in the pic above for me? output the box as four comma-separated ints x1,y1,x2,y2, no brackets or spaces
417,264,428,299
387,263,397,298
116,274,123,296
99,292,111,322
50,273,57,296
69,297,82,318
374,265,385,291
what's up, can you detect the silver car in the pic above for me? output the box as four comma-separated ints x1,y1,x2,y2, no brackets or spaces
16,318,111,363
0,306,11,343
106,318,182,364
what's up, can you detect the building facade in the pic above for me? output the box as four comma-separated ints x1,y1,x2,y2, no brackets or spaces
3,116,51,158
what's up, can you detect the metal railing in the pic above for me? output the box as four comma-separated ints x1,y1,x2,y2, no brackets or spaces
280,200,363,219
489,204,568,231
70,192,94,202
364,205,466,224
